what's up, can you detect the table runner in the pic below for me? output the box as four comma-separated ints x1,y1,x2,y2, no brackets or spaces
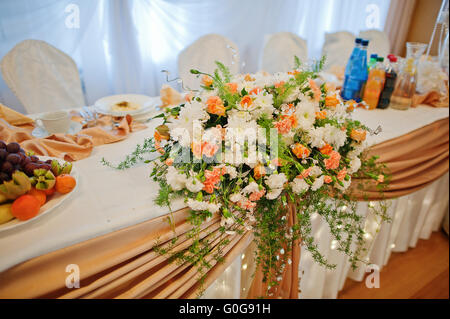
0,116,447,299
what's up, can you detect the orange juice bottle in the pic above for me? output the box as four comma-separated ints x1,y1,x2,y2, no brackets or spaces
363,57,386,109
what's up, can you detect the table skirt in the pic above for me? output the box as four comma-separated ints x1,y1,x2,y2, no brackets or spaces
203,172,449,299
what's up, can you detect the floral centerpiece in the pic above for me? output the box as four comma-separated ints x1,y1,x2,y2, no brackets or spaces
103,57,389,297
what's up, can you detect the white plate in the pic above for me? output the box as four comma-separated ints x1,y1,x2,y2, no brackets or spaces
31,121,82,138
94,94,160,117
0,157,79,233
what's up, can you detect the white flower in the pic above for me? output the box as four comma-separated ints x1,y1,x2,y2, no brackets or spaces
203,126,222,144
348,141,367,159
348,157,361,174
167,100,209,147
230,193,243,203
185,176,204,193
295,99,317,130
266,188,283,200
265,173,288,189
166,166,187,191
226,110,259,145
187,198,208,211
306,127,326,148
187,198,221,214
207,202,221,213
336,178,352,191
252,91,275,119
281,131,296,145
327,102,348,120
225,166,237,179
290,178,309,194
322,124,347,150
311,175,325,191
242,181,260,194
310,165,322,177
221,216,235,227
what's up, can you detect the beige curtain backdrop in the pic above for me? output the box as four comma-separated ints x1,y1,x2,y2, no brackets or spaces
384,0,417,55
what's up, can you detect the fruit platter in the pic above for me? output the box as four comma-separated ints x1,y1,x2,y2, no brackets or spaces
0,140,78,232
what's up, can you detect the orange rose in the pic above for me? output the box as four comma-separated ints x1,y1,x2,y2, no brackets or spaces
345,100,357,112
254,164,266,180
315,110,327,119
225,82,238,93
244,74,255,81
319,144,333,155
271,158,283,166
206,96,226,116
202,142,219,158
324,151,341,170
350,128,367,142
297,167,312,179
274,117,293,134
283,114,297,128
165,158,174,166
249,189,265,201
325,95,339,108
154,130,163,142
288,70,300,76
155,140,165,155
240,95,253,108
201,75,213,87
291,143,311,159
184,92,194,102
275,81,285,88
191,142,203,159
324,175,332,184
337,167,347,181
309,79,321,101
249,87,261,95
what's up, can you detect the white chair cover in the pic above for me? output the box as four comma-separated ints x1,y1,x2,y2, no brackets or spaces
358,29,391,59
261,32,308,73
321,31,355,70
0,40,85,114
178,34,240,90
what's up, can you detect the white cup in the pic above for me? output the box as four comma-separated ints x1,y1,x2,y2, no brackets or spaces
37,111,71,134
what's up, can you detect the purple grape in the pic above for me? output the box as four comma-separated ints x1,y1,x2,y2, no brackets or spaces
30,155,39,163
6,153,21,165
0,149,7,161
0,172,8,182
6,142,20,153
1,161,13,174
24,163,38,176
21,156,31,166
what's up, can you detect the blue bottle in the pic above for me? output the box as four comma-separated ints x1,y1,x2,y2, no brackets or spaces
344,38,362,78
341,39,369,101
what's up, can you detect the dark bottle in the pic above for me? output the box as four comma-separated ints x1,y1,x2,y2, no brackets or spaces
378,54,398,109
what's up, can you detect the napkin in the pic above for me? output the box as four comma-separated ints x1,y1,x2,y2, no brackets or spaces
0,113,147,162
412,84,449,108
160,84,182,108
0,103,33,125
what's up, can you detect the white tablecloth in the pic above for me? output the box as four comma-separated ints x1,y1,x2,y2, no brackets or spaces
0,105,448,298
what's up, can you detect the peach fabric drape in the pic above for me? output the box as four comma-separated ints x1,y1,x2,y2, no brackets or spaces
0,113,146,161
0,117,448,299
0,207,253,299
351,117,449,200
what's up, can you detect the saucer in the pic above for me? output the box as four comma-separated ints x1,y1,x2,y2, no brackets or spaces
32,121,83,138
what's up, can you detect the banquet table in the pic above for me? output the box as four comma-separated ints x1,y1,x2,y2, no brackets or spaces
0,105,448,299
